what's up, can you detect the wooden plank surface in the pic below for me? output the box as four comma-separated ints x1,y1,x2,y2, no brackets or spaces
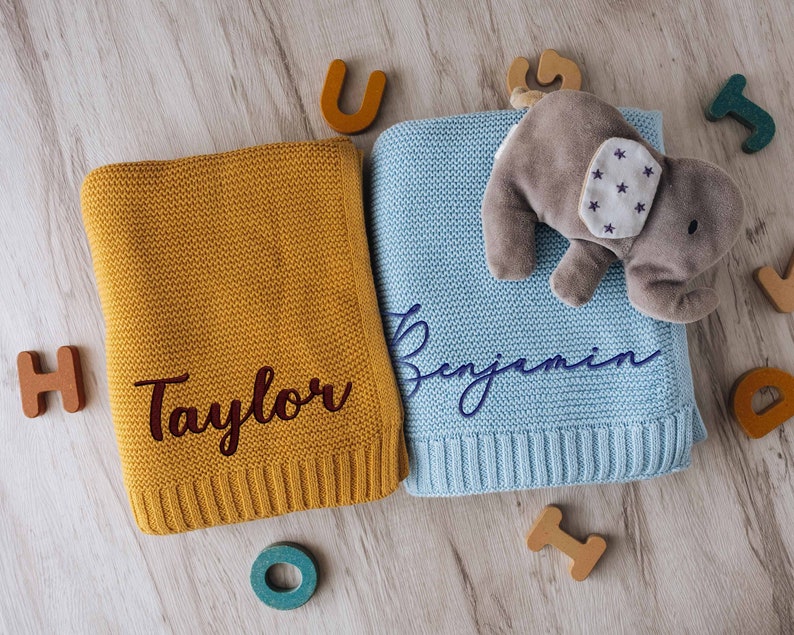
1,0,793,632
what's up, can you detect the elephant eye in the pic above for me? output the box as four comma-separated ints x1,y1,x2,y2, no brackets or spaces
688,219,699,234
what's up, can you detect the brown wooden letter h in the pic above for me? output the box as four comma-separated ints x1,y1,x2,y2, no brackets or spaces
17,346,86,418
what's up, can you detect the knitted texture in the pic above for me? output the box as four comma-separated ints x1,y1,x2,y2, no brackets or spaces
368,108,706,497
81,137,407,534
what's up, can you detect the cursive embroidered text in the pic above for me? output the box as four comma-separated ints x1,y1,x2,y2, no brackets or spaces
384,304,661,417
134,367,352,456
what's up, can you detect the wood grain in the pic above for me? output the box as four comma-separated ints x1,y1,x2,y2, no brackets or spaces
1,0,793,632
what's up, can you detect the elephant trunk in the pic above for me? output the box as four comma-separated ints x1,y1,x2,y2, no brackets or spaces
623,262,720,324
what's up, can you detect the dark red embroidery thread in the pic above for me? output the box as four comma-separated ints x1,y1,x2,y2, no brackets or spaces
134,367,352,456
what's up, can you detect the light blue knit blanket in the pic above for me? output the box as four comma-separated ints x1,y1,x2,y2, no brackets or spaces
368,108,706,497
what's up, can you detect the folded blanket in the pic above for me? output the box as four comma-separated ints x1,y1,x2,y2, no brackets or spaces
368,108,706,497
82,138,407,534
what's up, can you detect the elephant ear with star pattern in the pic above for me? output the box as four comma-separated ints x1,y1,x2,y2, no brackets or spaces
578,138,662,239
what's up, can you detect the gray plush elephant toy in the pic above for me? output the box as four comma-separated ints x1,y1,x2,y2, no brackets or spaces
481,90,744,324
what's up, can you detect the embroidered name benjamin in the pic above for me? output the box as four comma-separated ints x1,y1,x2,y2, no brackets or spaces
134,367,352,456
385,304,661,417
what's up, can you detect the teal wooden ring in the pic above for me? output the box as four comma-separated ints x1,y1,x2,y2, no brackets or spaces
250,542,319,610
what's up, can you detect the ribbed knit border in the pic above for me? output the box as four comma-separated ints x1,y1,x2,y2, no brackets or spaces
404,405,703,496
129,425,408,535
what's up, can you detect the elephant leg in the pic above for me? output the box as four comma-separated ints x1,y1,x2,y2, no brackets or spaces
481,159,538,280
625,276,719,323
550,240,617,307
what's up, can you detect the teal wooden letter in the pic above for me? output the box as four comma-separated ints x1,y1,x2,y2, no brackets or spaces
706,74,775,154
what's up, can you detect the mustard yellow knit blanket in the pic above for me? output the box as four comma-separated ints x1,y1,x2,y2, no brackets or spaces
81,138,407,535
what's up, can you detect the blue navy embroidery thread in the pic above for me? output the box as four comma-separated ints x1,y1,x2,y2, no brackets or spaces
385,304,661,417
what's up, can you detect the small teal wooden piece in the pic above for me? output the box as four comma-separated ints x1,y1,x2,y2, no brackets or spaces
706,74,775,153
250,542,319,610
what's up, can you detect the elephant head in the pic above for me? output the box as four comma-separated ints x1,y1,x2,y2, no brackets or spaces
622,156,744,323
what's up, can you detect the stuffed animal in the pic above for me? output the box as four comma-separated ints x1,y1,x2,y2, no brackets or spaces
481,90,744,323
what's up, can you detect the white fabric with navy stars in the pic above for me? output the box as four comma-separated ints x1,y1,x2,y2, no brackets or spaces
578,137,662,239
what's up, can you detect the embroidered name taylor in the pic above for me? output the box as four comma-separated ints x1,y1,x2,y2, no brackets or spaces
134,366,352,456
